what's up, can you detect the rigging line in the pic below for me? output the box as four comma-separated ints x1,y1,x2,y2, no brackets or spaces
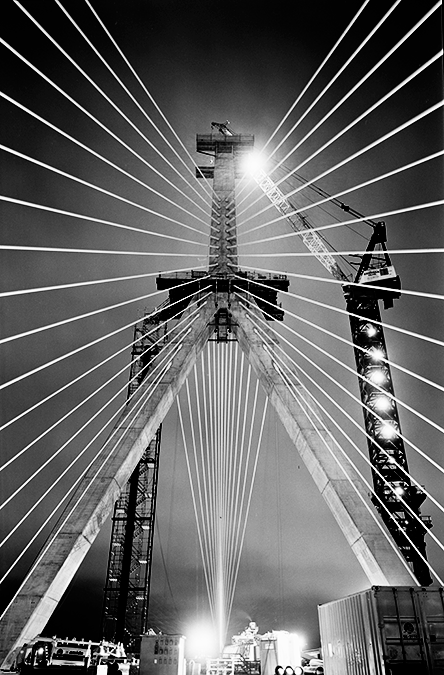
0,336,184,551
0,92,209,228
238,150,444,237
237,292,444,485
236,270,444,349
13,1,210,221
227,375,260,603
237,262,444,302
274,357,443,585
237,268,444,396
239,198,444,247
252,313,444,550
268,2,436,177
237,101,444,230
0,143,206,236
0,307,200,484
0,291,208,433
0,348,177,591
84,0,214,202
0,274,210,347
0,321,186,599
54,0,212,210
180,382,215,612
228,398,269,619
239,287,444,455
0,195,206,244
0,285,209,395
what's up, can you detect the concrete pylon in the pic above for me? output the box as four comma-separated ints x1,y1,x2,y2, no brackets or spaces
230,297,417,587
0,298,215,666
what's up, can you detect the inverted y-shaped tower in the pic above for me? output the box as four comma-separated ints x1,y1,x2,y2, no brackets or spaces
0,129,419,667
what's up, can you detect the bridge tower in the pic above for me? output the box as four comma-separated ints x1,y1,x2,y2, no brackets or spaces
0,128,422,667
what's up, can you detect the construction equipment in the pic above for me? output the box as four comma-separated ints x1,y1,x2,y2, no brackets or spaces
217,122,433,586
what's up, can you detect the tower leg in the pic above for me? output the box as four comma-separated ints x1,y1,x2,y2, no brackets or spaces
0,298,215,667
230,297,418,587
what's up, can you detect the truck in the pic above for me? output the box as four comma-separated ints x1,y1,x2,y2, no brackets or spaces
318,586,444,674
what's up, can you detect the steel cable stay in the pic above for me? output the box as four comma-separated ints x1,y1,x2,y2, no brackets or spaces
0,305,204,504
235,300,444,547
238,149,444,237
238,262,444,303
236,0,404,210
236,268,444,396
177,343,268,643
0,272,210,347
53,0,212,210
237,100,444,229
242,311,441,585
272,357,443,586
83,0,214,202
0,290,209,439
0,243,206,256
0,144,207,236
176,394,216,623
239,195,444,244
0,338,184,584
0,319,192,607
258,0,371,156
184,376,216,613
236,288,444,479
227,398,268,621
225,377,262,612
0,91,210,227
0,196,207,245
11,2,212,219
262,4,440,185
0,267,211,300
0,45,210,233
247,307,444,557
0,348,181,556
236,271,444,355
194,360,218,616
236,2,441,213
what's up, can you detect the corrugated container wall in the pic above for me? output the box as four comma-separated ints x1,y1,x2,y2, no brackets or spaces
318,586,444,675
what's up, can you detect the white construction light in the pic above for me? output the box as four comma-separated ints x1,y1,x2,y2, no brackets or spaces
241,150,266,176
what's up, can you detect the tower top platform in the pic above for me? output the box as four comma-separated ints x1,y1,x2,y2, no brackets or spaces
196,133,254,154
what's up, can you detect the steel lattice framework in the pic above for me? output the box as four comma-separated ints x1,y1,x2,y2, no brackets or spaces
0,129,431,667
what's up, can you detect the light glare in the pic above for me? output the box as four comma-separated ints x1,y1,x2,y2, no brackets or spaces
242,150,265,176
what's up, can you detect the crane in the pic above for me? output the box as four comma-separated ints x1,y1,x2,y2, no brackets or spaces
210,122,433,585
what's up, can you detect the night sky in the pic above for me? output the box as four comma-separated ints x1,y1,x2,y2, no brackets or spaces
0,0,443,656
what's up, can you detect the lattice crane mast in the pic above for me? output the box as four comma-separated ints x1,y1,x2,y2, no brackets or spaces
210,122,434,586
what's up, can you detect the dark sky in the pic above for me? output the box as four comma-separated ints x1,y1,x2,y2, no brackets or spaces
0,0,443,655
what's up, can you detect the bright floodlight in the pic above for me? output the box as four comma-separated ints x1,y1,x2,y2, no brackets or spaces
186,624,218,658
369,347,385,362
242,150,266,176
379,422,397,439
368,369,386,385
373,395,392,412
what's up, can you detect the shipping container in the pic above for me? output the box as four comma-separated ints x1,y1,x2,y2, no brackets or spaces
318,586,444,675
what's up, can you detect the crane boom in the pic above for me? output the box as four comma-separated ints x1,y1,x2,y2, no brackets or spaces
248,159,433,586
252,168,349,282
